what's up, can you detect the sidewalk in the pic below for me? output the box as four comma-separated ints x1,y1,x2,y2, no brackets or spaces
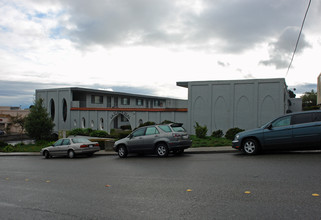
0,146,236,156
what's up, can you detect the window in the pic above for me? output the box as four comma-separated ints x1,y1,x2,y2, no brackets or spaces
91,95,103,104
292,113,313,125
62,139,70,145
121,97,130,105
132,128,146,137
114,97,118,107
272,116,291,128
121,115,128,122
145,127,159,135
107,97,111,107
158,125,172,133
136,99,143,106
62,98,67,122
73,119,77,127
313,112,321,122
171,126,186,132
54,139,63,146
91,120,94,128
154,100,164,107
82,117,86,128
100,118,104,130
50,99,55,121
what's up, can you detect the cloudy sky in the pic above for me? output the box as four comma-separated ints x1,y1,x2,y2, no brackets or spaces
0,0,320,108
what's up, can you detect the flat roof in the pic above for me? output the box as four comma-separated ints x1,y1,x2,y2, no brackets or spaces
177,78,286,88
36,87,187,101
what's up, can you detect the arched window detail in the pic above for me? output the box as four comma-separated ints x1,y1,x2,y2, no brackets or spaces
50,99,55,121
62,99,67,122
82,117,86,128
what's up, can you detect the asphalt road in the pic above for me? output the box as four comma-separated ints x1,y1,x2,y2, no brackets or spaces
1,152,321,220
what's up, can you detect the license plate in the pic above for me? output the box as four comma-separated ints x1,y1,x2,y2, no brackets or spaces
89,145,93,148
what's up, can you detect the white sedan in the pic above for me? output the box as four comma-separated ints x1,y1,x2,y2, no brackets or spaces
41,137,100,159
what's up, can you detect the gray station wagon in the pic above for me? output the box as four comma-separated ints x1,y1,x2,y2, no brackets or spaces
232,110,321,155
113,123,192,158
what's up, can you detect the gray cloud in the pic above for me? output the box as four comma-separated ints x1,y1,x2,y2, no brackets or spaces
260,27,311,69
45,0,315,53
217,61,230,67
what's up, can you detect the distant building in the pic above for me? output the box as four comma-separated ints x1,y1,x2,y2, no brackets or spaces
0,106,29,134
36,87,188,134
177,78,297,135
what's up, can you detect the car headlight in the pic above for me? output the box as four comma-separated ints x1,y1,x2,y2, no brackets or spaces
234,134,240,141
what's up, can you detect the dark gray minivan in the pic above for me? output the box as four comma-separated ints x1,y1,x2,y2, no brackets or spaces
232,110,321,155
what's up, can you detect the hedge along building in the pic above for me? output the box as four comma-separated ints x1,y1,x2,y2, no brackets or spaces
177,78,297,135
35,87,188,135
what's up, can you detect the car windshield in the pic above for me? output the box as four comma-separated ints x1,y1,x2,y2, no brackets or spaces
72,138,91,143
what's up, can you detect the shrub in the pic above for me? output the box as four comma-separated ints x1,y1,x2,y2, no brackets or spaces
161,120,174,124
84,128,93,136
138,121,156,128
120,125,132,130
194,122,208,139
225,127,245,140
0,141,8,148
211,130,224,138
3,145,15,152
89,130,109,138
69,128,86,136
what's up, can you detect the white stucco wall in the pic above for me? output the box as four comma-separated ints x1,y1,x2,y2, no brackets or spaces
181,78,289,135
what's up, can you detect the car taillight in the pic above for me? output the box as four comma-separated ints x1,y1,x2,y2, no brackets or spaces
172,133,181,138
80,144,88,148
94,143,99,146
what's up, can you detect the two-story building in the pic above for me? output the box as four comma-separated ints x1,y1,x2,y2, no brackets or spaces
36,87,188,134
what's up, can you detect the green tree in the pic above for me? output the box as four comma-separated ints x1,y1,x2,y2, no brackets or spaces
301,89,319,111
288,89,296,98
24,99,55,140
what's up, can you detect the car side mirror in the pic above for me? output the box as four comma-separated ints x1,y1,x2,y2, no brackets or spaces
266,124,273,130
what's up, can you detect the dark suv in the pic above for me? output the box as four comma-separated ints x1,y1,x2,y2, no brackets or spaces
232,110,321,155
113,123,192,158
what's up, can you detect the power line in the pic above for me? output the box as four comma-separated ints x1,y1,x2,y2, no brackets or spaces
285,0,311,77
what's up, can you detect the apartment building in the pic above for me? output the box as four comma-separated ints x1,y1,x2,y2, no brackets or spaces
36,87,188,134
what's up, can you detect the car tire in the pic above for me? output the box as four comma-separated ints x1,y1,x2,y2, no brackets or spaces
44,150,50,159
242,138,259,155
68,150,75,159
118,145,128,158
156,143,169,157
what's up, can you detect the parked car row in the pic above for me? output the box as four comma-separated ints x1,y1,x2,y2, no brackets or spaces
233,110,321,155
41,123,192,159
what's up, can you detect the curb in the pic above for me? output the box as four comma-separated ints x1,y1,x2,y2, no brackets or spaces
0,147,237,156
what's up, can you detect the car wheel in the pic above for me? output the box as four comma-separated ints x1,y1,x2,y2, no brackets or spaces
44,150,50,159
118,145,128,158
156,143,169,157
68,150,75,159
242,139,259,155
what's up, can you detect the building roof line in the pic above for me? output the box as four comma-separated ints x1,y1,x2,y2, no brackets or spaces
70,107,188,112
